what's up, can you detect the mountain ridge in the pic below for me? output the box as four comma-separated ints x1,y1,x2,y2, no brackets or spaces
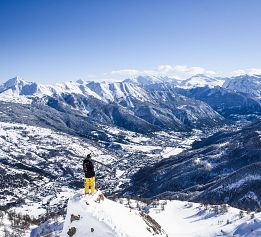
0,75,226,133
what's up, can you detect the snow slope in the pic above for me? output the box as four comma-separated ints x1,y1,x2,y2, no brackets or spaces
223,74,261,99
61,190,167,237
57,193,261,237
149,200,261,237
0,76,149,103
0,74,226,105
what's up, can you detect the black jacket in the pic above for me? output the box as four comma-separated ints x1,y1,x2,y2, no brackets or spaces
83,159,95,178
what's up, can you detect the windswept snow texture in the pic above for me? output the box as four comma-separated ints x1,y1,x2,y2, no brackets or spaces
149,200,261,237
61,190,166,237
52,193,261,237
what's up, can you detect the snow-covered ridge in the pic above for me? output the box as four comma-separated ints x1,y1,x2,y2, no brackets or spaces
123,74,226,89
123,75,178,85
0,76,150,103
0,74,221,106
214,175,261,191
57,191,261,237
1,74,260,105
61,191,167,237
0,74,224,106
178,74,225,88
149,200,261,237
0,74,261,99
223,74,261,98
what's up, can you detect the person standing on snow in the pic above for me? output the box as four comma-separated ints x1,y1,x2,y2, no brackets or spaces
83,153,96,194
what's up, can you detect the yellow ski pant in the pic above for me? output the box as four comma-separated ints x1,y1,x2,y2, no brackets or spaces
84,177,95,194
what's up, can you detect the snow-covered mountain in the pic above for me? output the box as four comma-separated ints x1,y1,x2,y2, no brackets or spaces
0,76,53,97
0,76,150,103
223,74,261,99
0,76,225,133
175,86,261,118
123,75,178,86
1,74,260,103
130,120,261,210
0,74,260,236
0,74,223,102
178,74,225,88
0,76,29,94
124,74,226,89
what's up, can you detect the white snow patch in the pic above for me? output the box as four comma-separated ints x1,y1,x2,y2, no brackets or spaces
228,175,261,190
161,147,183,158
61,190,166,237
150,200,261,237
194,158,213,170
0,91,32,104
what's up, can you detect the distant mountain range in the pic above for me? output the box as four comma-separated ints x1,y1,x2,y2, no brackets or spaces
1,74,261,132
223,74,261,99
1,73,260,98
0,75,227,133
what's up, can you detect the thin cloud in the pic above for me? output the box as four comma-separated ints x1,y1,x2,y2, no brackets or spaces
84,65,261,82
108,65,218,80
110,69,139,76
231,68,261,76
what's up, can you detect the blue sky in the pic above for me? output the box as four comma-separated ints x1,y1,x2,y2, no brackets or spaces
0,0,261,83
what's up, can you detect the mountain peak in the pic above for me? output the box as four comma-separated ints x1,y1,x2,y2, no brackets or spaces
123,75,177,86
179,74,223,88
232,74,261,79
223,74,261,98
3,76,27,87
76,79,86,84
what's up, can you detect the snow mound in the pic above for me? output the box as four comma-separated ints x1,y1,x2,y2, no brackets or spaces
61,190,167,237
233,218,261,237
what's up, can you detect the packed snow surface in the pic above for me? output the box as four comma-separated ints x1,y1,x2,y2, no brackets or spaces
61,190,166,237
149,200,261,237
59,192,261,237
